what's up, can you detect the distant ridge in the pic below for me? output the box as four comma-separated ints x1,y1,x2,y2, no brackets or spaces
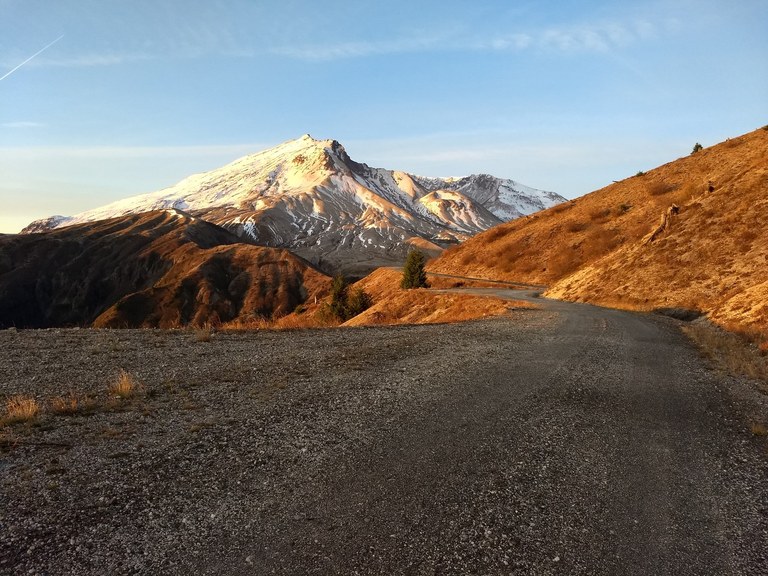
2,210,328,328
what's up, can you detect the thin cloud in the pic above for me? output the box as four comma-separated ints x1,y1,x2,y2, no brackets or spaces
274,18,660,61
0,144,271,160
270,36,444,61
31,53,153,67
2,121,46,128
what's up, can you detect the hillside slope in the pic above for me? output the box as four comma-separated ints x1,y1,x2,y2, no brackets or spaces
0,210,328,328
430,127,768,332
23,135,564,276
340,268,534,327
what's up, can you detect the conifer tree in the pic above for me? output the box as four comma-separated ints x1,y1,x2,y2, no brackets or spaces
329,275,349,319
401,250,429,289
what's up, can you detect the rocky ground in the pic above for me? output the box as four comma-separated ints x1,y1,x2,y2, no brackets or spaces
1,294,767,575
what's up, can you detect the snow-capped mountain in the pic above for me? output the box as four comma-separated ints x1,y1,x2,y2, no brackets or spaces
24,135,565,275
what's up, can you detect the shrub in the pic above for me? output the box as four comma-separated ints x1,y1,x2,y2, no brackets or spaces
691,142,703,154
2,395,40,425
647,181,676,196
401,250,429,289
484,227,507,242
589,208,611,221
567,221,589,233
636,171,645,177
346,287,373,318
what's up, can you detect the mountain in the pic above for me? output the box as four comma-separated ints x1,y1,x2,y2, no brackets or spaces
429,127,768,333
23,135,564,276
1,210,328,328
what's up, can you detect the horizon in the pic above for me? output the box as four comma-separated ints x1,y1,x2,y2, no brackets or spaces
1,0,766,233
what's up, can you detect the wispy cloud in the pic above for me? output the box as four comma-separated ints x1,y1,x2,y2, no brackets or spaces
0,143,271,160
2,121,46,129
270,36,445,61
273,18,661,61
31,53,153,68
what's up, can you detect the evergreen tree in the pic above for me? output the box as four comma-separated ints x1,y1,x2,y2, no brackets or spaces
346,287,373,318
322,275,373,321
329,275,349,319
401,250,429,289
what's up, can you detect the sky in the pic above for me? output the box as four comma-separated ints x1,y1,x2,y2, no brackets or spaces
1,0,766,233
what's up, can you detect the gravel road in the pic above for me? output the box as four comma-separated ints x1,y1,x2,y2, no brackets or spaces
1,291,767,575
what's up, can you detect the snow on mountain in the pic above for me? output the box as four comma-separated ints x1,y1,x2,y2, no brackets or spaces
23,135,565,275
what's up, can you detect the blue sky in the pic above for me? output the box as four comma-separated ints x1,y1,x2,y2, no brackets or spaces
1,0,766,232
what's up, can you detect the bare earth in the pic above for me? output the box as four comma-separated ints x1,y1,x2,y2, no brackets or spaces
1,290,767,575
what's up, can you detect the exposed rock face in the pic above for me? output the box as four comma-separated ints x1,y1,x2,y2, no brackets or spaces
22,135,564,276
1,210,328,328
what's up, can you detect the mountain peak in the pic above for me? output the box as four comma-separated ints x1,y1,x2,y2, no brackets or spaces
22,136,564,275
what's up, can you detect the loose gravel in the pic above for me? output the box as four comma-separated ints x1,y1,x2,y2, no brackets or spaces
1,296,767,575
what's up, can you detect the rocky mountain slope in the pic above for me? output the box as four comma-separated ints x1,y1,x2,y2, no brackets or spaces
23,135,563,276
429,127,768,333
1,210,328,328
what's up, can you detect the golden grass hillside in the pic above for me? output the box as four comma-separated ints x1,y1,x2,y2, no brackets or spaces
429,127,768,333
0,210,329,329
342,268,532,326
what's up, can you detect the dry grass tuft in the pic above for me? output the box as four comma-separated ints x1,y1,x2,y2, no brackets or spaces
567,221,589,233
2,395,40,425
50,392,80,415
647,181,677,196
109,370,141,399
50,392,97,416
193,326,213,342
683,323,768,383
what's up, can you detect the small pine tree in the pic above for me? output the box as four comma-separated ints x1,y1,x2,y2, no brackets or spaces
691,142,703,154
329,275,348,320
321,276,373,322
401,250,429,289
346,287,373,318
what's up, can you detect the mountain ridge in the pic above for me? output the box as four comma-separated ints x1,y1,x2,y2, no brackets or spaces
23,135,564,275
2,210,328,328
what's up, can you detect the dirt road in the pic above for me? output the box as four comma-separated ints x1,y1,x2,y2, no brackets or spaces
1,291,767,574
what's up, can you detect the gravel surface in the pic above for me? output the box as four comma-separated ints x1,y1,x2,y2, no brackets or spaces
1,292,767,575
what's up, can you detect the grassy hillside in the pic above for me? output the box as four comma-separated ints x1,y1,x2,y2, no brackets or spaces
343,268,530,326
430,127,768,333
0,211,329,328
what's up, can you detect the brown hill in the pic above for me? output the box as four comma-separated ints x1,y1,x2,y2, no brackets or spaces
0,210,328,328
342,268,532,326
429,127,768,333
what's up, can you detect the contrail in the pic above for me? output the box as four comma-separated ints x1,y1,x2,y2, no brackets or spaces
0,34,65,82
